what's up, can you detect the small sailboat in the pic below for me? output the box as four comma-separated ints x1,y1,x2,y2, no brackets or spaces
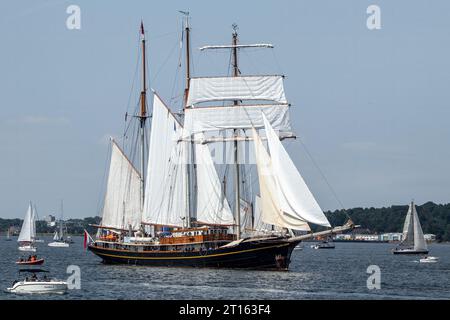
5,227,12,241
6,269,67,294
48,201,70,248
17,203,37,252
48,228,69,248
392,201,428,255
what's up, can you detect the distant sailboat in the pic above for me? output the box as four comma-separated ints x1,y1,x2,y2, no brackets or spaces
393,201,428,255
5,227,12,241
48,201,70,248
48,221,69,248
18,202,37,252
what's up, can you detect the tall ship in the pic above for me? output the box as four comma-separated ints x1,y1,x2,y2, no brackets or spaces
88,16,353,270
392,201,428,255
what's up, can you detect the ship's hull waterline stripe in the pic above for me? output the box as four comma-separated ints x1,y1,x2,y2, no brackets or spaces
90,243,291,260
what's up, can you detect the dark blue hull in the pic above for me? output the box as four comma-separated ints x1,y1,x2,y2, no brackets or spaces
88,238,299,271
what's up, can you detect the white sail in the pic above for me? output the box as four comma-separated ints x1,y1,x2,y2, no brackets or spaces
252,195,283,232
53,231,59,241
195,138,234,225
187,75,287,107
262,114,331,227
30,205,36,240
183,104,292,135
18,203,34,243
253,128,311,231
412,204,427,251
101,140,142,230
401,202,414,245
142,94,188,227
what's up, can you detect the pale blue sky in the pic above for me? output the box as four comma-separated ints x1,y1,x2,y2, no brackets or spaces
1,0,449,219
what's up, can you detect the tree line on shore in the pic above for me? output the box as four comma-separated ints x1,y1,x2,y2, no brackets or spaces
0,216,101,236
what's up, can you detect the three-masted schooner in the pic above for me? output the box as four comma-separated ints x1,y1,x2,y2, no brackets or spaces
393,201,428,255
88,18,353,270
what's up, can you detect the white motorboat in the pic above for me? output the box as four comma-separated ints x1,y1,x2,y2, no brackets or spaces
48,240,70,248
419,256,439,263
311,238,335,249
311,243,335,249
7,281,67,294
18,244,37,252
6,269,68,294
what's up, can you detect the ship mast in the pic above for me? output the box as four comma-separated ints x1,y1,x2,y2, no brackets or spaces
181,12,193,228
139,21,147,212
198,26,274,239
231,24,241,239
183,12,191,108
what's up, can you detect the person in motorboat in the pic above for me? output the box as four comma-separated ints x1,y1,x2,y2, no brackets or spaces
7,269,68,294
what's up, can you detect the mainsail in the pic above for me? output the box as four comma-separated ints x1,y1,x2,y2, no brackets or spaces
194,137,234,225
401,202,414,246
101,140,142,230
142,94,188,227
18,203,35,243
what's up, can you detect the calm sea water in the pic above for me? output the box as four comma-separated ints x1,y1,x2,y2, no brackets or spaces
1,236,449,300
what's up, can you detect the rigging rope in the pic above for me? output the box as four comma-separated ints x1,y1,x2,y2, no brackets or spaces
295,138,352,221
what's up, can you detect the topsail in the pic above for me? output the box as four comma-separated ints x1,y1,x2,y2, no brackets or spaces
186,75,287,107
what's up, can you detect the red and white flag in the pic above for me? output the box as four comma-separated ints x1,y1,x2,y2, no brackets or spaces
83,229,93,250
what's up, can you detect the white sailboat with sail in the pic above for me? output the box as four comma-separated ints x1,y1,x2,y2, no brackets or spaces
393,201,428,255
48,201,70,248
18,202,37,252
